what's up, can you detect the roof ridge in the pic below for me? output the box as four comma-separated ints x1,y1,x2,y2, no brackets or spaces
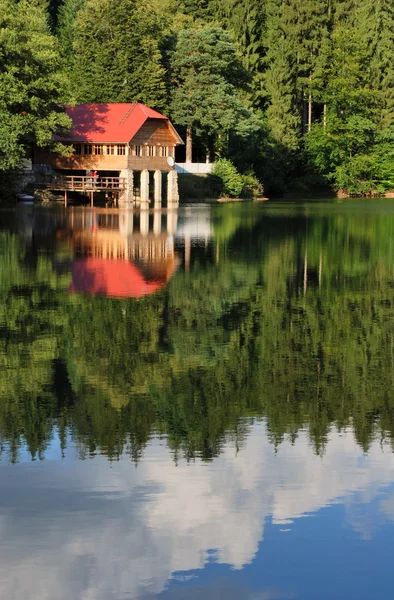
119,103,137,125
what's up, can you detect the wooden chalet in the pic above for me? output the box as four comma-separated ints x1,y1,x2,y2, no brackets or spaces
33,103,183,207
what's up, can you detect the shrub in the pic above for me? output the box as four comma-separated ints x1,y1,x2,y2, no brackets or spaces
241,170,262,198
211,158,244,198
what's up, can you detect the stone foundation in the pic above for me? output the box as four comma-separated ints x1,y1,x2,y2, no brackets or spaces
167,170,179,206
119,169,134,205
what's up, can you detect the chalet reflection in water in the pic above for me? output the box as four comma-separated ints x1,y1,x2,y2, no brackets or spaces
15,206,213,298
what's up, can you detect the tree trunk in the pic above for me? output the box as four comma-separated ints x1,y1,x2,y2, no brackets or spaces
186,126,192,163
303,98,308,134
323,103,327,130
308,74,312,132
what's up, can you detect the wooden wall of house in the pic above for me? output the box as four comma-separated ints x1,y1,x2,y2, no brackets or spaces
35,151,175,172
127,156,174,171
131,119,178,147
34,149,128,171
128,118,178,171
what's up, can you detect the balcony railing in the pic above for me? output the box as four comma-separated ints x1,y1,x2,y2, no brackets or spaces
47,176,127,191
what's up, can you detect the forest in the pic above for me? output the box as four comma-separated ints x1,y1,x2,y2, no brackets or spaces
2,0,394,195
2,203,394,463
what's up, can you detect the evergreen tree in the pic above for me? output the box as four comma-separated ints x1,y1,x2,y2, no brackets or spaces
359,0,394,129
180,0,211,19
71,0,167,109
56,0,85,66
264,0,300,150
288,0,331,131
0,0,71,170
210,0,266,107
306,0,380,193
264,0,331,148
48,0,63,29
170,26,254,160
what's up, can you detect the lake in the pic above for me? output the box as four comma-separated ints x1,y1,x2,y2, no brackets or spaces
0,199,394,600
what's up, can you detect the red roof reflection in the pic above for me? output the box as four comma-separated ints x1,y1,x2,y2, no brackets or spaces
70,259,164,298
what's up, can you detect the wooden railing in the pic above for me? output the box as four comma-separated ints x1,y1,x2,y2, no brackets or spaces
47,176,127,191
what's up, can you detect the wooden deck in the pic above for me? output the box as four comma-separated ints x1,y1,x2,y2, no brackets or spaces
47,175,127,192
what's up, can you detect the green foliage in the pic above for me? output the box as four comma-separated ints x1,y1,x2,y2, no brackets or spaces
56,0,85,65
303,0,394,194
241,170,261,197
263,0,299,151
210,0,266,107
170,26,254,147
211,158,244,197
180,0,211,19
70,0,167,109
305,115,379,194
0,0,71,170
358,0,394,128
48,0,63,29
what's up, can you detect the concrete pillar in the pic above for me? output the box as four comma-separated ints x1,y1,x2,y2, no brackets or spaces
140,169,150,209
154,170,162,208
119,169,134,205
167,169,179,207
140,210,149,235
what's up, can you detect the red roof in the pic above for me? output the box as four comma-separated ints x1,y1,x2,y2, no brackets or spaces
69,259,164,298
55,103,169,144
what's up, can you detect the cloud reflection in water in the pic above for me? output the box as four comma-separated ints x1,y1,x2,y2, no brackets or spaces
0,422,393,599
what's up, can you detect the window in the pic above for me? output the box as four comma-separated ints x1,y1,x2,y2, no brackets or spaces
84,144,93,155
73,143,82,155
118,145,126,155
107,145,115,155
134,145,143,157
93,144,103,155
161,146,168,157
148,145,155,157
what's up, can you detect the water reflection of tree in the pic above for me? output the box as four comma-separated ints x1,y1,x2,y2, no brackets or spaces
2,206,394,462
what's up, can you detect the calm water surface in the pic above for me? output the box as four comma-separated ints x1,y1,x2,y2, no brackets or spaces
1,199,394,599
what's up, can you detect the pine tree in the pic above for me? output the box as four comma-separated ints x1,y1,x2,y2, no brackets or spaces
325,1,374,118
264,0,300,150
305,0,380,193
169,26,253,161
56,0,85,66
48,0,63,29
0,0,71,169
70,0,167,110
290,0,331,131
210,0,266,107
359,0,394,129
180,0,211,20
